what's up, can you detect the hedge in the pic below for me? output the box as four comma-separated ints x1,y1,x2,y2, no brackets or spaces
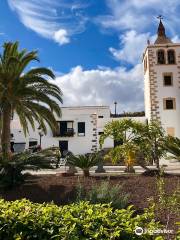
0,199,164,240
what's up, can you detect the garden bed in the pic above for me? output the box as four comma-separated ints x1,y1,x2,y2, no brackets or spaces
0,174,179,233
0,174,178,206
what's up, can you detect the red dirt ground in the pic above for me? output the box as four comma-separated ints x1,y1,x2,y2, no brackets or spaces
0,174,179,234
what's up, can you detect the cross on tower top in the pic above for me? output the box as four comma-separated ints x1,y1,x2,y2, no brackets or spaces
154,16,172,44
157,15,163,20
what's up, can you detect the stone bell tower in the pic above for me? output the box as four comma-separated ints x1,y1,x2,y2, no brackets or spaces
143,17,180,137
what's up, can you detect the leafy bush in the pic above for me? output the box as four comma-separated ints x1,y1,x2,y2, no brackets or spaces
0,199,163,240
0,147,60,188
88,181,129,209
67,153,100,177
148,173,180,238
76,180,129,209
100,119,167,171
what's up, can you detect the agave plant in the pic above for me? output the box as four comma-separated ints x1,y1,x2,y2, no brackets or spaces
67,153,100,177
165,136,180,161
0,147,60,188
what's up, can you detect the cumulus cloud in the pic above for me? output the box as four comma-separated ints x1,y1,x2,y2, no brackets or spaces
54,29,70,45
97,0,180,33
97,0,180,64
8,0,89,45
109,31,157,64
109,31,151,64
54,65,144,112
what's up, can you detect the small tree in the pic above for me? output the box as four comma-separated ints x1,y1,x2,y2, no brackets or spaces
137,120,167,170
100,119,146,172
100,119,167,172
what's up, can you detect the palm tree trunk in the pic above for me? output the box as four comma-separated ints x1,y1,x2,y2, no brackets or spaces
1,104,11,162
83,169,90,177
0,113,2,152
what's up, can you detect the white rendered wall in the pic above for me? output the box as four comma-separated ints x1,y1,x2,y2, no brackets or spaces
11,106,147,155
11,106,111,154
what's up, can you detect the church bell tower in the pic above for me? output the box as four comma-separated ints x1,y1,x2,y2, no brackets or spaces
143,17,180,137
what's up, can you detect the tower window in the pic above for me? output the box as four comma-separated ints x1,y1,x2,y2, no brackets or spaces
168,50,175,64
163,73,173,86
163,98,176,110
157,50,165,64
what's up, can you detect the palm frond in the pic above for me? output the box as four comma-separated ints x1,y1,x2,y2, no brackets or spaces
165,137,180,161
67,153,100,169
0,41,63,144
27,67,55,79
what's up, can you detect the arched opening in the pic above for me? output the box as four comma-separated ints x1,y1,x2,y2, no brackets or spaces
157,50,165,64
168,50,175,64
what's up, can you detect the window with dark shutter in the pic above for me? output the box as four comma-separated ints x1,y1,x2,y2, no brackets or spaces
166,100,174,109
164,74,173,86
163,98,176,110
78,122,85,136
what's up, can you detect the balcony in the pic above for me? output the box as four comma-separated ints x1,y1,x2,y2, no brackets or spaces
54,128,75,137
61,128,75,137
54,120,75,137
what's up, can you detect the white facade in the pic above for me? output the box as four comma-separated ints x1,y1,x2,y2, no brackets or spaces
11,106,146,155
143,20,180,138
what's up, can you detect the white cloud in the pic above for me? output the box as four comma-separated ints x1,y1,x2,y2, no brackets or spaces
54,64,144,112
102,0,180,65
8,0,89,45
98,0,180,33
172,35,180,43
109,31,157,64
110,31,150,64
54,29,70,45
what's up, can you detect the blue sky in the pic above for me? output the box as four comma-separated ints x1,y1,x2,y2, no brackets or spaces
1,0,180,113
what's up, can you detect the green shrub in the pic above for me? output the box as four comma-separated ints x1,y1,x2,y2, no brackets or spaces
67,153,100,177
148,173,180,239
0,199,163,240
76,180,129,209
0,147,60,188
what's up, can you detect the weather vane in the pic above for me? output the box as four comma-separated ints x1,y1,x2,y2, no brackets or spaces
157,15,163,20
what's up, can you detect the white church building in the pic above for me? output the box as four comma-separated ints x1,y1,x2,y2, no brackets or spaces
11,19,180,155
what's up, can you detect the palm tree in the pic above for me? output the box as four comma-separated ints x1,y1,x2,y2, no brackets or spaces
0,41,63,162
67,153,100,177
0,113,2,152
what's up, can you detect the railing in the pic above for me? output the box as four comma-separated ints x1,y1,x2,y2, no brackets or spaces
54,128,75,137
